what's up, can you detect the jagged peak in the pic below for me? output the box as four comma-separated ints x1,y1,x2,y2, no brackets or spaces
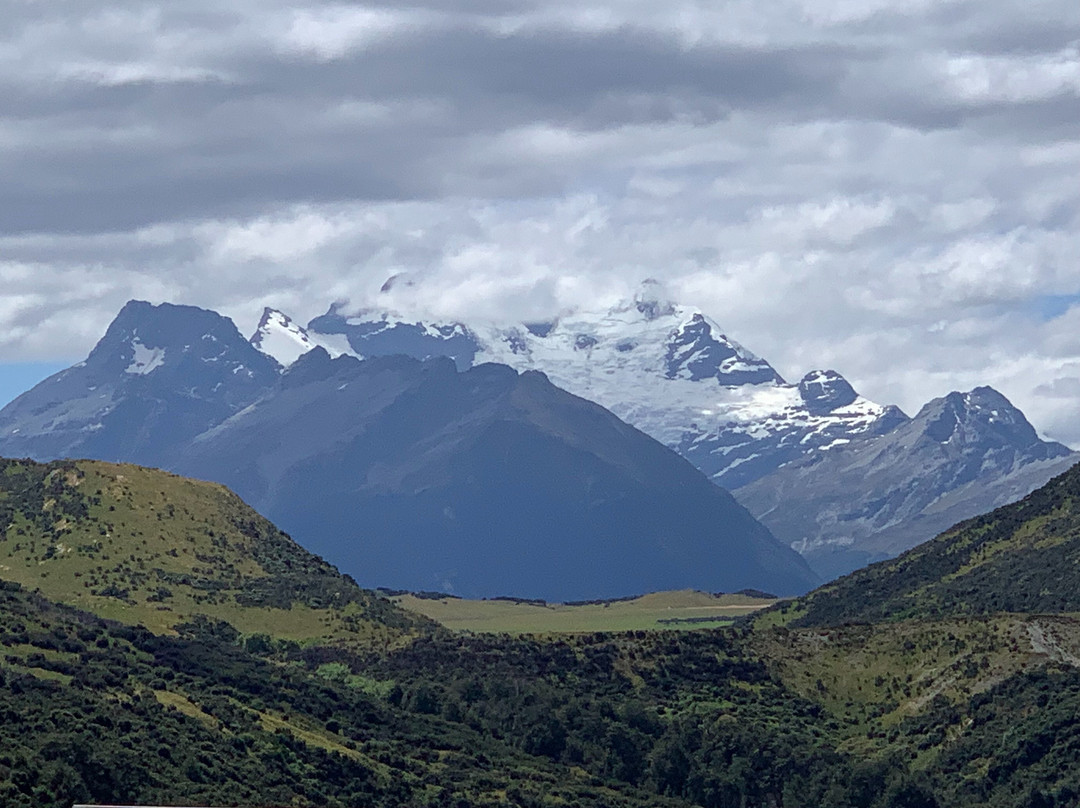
250,307,317,367
913,386,1061,452
918,386,1021,422
664,312,783,386
253,306,292,331
92,300,268,363
798,370,858,414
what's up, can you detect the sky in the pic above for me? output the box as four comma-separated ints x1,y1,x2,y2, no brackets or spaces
2,0,1080,444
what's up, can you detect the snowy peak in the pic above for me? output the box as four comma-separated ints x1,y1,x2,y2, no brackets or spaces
632,277,677,321
0,301,280,466
250,307,356,368
307,304,479,371
301,290,903,489
735,382,1079,578
664,313,783,386
87,300,278,384
250,308,317,367
798,370,858,414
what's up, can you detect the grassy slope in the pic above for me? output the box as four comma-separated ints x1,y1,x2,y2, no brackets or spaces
747,614,1080,805
392,589,774,633
770,461,1080,628
0,458,426,647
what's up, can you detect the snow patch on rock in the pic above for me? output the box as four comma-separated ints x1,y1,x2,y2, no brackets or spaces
125,340,166,375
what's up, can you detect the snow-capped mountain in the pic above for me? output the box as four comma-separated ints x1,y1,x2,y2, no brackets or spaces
303,280,906,489
0,301,279,467
734,387,1079,579
307,303,478,371
171,348,818,599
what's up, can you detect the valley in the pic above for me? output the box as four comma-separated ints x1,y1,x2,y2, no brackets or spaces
5,0,1077,804
2,456,1080,805
389,589,775,634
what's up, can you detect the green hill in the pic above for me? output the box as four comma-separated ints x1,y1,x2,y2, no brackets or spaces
8,455,1080,807
769,460,1080,627
0,457,425,646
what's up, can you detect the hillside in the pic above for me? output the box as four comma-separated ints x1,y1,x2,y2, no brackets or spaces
4,456,1080,806
0,580,698,808
0,457,424,645
771,460,1080,628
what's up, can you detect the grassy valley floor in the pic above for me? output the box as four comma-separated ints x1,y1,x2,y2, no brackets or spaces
390,589,775,633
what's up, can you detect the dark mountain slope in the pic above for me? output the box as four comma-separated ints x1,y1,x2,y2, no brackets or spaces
736,386,1077,579
0,301,279,468
782,459,1080,627
309,302,480,370
174,349,818,600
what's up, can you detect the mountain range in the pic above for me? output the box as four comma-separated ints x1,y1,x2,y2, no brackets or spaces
782,456,1080,627
0,301,816,600
1,285,1074,590
257,280,1078,578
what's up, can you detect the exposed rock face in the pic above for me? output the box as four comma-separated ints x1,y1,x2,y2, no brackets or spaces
298,284,1077,580
171,349,819,599
734,387,1078,579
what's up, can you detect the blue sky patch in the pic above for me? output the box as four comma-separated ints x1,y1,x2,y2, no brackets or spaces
0,361,71,409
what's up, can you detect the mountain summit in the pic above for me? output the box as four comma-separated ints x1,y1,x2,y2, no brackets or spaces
172,350,817,598
303,281,903,490
0,301,279,467
250,307,354,367
293,282,1075,578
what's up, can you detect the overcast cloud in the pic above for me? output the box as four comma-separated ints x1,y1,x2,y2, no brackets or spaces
2,0,1080,444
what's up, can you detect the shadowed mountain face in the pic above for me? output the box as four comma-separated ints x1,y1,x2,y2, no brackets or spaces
735,386,1078,579
309,303,479,370
172,349,818,600
0,302,817,600
0,301,279,468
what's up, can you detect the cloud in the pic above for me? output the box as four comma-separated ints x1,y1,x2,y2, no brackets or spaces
1035,376,1080,399
0,0,1079,447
